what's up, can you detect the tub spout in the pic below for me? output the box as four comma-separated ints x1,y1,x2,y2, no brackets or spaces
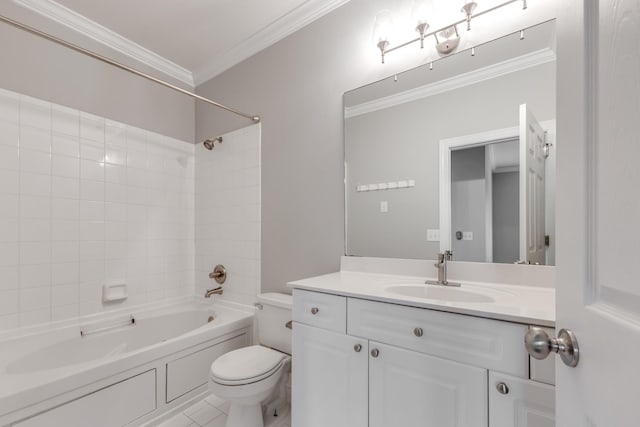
205,286,224,298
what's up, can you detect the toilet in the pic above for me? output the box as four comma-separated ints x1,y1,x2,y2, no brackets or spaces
209,293,292,427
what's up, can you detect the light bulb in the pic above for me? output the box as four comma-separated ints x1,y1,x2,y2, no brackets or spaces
372,10,393,63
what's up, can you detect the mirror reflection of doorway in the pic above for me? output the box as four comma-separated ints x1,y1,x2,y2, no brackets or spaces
451,140,520,263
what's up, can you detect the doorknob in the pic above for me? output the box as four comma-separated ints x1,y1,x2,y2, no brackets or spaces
525,327,580,367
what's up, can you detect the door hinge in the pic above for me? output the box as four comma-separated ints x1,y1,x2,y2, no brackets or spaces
545,235,550,247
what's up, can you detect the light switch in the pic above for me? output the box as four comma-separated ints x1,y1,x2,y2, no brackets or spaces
380,201,388,213
427,229,440,241
462,231,473,241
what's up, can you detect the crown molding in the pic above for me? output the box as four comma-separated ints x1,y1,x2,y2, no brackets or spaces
193,0,350,86
344,48,557,119
12,0,194,87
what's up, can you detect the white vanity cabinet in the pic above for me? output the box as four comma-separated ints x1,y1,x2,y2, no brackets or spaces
291,322,368,427
292,289,556,427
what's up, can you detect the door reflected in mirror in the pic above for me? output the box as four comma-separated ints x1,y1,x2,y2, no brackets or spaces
344,20,556,265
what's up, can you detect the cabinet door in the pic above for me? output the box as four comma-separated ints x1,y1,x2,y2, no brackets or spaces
369,342,487,427
489,372,555,427
292,322,368,427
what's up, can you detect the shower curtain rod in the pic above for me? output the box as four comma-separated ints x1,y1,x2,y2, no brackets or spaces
0,14,260,123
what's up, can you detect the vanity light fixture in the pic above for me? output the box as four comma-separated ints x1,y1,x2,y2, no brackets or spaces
372,0,529,64
372,10,393,64
411,0,430,48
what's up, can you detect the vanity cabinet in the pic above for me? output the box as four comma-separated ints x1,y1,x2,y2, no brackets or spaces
369,342,487,427
292,289,556,427
291,322,368,427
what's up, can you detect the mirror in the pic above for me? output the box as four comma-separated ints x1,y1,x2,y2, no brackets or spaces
344,20,556,265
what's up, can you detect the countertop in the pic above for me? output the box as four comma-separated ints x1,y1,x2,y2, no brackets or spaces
289,271,555,327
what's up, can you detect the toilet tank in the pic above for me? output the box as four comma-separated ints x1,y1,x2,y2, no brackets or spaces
256,292,292,354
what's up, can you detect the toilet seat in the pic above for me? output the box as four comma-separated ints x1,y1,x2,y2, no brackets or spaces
210,345,288,386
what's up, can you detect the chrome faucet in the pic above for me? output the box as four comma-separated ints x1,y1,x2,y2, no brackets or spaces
204,286,224,298
425,250,460,287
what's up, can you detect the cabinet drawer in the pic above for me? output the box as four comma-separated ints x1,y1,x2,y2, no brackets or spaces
293,290,347,333
489,371,555,426
529,327,556,385
15,370,156,427
348,298,528,377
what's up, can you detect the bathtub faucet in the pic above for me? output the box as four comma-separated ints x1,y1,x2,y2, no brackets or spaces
205,286,224,298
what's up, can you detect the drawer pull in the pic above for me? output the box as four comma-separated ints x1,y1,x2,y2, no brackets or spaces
354,344,362,353
413,327,424,337
370,348,380,358
311,307,319,315
496,382,509,395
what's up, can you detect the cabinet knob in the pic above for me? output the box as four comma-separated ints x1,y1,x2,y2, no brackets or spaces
370,348,380,358
310,307,319,315
496,382,509,395
354,344,362,353
413,327,424,337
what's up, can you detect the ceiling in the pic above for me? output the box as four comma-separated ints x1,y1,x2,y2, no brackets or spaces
7,0,350,86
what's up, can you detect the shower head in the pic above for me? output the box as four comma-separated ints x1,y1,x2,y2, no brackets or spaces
202,136,222,150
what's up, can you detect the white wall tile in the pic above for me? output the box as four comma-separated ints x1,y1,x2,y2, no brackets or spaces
0,290,19,315
19,286,51,312
51,177,80,199
52,134,79,157
21,97,51,130
0,145,19,170
20,149,51,174
52,105,79,137
20,264,51,288
0,88,195,331
52,155,80,178
0,170,19,194
20,127,51,153
0,266,18,291
20,172,51,197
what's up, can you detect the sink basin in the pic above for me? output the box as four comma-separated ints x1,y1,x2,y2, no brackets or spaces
384,284,495,303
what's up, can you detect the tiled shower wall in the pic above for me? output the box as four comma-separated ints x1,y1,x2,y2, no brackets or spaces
0,88,195,330
195,124,261,306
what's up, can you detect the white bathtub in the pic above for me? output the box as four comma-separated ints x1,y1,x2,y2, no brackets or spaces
0,299,254,427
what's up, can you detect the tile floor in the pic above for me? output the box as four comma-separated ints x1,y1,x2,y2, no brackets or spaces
158,393,291,427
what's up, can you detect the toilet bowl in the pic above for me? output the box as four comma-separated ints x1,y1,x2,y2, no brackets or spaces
209,293,292,427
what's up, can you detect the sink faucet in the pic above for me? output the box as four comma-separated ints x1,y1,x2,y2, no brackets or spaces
425,251,460,287
204,286,224,298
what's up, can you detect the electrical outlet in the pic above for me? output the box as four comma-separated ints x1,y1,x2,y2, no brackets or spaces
380,201,388,213
462,231,473,241
427,229,440,241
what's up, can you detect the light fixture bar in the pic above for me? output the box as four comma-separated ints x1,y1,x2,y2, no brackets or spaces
382,0,524,60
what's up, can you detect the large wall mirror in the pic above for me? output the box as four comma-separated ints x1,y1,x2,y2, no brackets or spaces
344,20,556,265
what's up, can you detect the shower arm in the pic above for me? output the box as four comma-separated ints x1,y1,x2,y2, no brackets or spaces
0,14,260,124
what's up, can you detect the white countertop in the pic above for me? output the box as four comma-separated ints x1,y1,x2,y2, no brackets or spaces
289,271,555,327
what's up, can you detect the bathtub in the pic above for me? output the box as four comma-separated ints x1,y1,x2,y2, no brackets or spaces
0,299,254,427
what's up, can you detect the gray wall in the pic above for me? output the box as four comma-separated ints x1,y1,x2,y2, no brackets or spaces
492,171,520,263
194,0,557,292
451,147,487,262
0,11,194,142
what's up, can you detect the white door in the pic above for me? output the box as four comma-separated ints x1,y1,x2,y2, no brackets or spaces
369,342,487,427
519,104,546,265
555,1,640,426
291,323,368,427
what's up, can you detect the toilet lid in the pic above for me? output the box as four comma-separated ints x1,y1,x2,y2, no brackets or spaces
210,345,286,384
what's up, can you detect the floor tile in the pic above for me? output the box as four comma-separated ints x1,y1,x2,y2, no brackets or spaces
200,414,227,427
184,400,223,426
157,414,196,427
204,393,230,414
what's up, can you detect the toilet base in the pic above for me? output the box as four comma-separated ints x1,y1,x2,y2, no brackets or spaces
226,403,264,427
